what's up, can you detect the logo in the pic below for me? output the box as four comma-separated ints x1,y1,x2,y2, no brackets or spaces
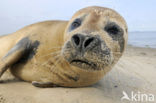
121,91,155,102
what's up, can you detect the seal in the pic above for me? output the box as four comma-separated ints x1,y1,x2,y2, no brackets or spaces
0,6,128,87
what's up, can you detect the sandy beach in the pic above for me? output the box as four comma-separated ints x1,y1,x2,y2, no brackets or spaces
0,45,156,103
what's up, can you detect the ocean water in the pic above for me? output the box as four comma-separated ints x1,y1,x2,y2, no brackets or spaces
128,31,156,48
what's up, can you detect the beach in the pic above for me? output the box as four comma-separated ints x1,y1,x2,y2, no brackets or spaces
0,45,156,103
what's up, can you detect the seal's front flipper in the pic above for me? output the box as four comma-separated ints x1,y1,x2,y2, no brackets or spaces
32,81,58,88
0,37,31,78
0,63,9,78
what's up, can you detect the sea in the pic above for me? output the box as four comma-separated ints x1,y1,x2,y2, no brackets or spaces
128,31,156,48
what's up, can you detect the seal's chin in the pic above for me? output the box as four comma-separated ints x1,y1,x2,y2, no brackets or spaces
70,59,98,70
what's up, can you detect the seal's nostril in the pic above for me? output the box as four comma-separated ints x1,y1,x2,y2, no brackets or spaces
72,35,80,46
84,37,94,48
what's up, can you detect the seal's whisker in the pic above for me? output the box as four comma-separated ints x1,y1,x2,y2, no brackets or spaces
39,53,60,59
50,57,62,72
40,48,70,65
47,46,63,50
42,54,62,66
41,52,62,66
39,51,61,58
42,48,70,58
52,54,62,60
41,57,52,66
50,51,61,55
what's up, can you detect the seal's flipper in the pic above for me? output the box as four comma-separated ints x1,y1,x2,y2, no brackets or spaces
0,37,31,78
0,63,9,78
32,81,58,88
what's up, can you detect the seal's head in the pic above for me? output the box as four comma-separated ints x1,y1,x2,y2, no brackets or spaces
62,6,128,71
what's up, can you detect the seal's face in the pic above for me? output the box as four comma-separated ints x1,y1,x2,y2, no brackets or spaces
62,6,128,71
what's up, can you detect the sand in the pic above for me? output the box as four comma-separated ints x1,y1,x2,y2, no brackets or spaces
0,45,156,103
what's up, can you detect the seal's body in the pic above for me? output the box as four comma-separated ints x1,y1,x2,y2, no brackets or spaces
0,6,128,87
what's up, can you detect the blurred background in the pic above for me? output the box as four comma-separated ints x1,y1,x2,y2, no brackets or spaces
0,0,156,47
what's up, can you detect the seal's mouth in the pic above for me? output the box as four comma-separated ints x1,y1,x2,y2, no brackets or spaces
71,59,91,66
70,59,97,70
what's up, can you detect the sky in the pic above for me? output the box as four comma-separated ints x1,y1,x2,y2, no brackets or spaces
0,0,156,35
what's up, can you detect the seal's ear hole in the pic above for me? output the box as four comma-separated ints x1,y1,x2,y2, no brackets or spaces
69,19,81,31
105,23,120,35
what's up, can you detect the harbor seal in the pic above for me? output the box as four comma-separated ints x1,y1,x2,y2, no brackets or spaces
0,6,128,87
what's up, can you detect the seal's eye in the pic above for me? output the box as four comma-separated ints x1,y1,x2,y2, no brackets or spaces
105,23,120,35
70,19,81,31
72,21,80,28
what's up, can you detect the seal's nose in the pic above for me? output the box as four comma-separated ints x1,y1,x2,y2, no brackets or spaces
83,37,95,48
71,34,97,50
71,34,82,47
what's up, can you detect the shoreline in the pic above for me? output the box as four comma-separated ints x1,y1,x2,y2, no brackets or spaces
128,44,156,49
